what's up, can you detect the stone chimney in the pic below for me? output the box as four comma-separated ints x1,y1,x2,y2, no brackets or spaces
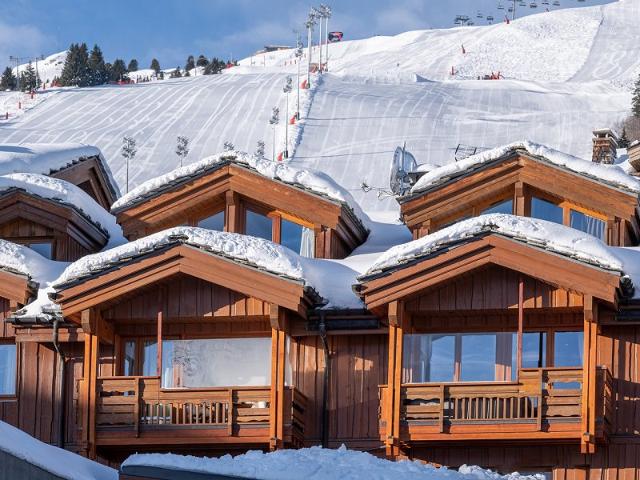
628,140,640,172
592,128,619,164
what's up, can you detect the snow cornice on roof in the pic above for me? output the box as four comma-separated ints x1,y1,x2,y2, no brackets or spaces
359,214,628,283
110,151,370,233
403,141,640,201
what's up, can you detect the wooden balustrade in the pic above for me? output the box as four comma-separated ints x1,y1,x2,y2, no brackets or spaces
95,376,306,446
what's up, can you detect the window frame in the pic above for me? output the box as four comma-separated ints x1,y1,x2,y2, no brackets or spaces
12,237,56,260
0,340,18,399
528,189,607,232
242,201,315,250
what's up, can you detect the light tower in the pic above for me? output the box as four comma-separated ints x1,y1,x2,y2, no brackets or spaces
320,5,332,72
305,10,317,89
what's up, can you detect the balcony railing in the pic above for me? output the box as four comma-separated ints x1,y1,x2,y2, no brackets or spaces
93,376,306,446
380,367,612,442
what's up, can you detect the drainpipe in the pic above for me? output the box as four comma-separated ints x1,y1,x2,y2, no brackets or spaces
319,313,330,448
52,319,66,449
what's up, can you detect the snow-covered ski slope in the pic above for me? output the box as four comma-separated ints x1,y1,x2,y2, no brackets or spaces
0,1,638,214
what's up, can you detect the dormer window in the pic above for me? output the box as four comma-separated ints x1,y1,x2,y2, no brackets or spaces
480,199,513,216
25,241,53,259
246,209,273,241
197,210,225,232
531,197,563,224
244,207,315,258
570,209,605,240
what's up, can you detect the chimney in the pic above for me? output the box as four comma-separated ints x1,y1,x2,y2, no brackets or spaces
628,140,640,172
592,128,619,164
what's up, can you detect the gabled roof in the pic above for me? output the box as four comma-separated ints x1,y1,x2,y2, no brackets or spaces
0,143,120,204
111,151,369,232
406,141,640,199
357,214,631,308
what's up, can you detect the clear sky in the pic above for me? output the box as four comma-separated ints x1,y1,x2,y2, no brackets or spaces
1,0,614,71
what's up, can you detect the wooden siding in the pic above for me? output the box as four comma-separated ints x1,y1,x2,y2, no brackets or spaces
291,334,387,449
405,265,584,313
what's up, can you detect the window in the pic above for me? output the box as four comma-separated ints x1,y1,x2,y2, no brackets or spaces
245,209,272,241
531,197,563,224
161,337,272,388
197,211,225,231
570,209,605,240
511,332,546,380
120,339,158,376
554,331,583,367
460,334,497,381
481,199,513,216
0,343,16,395
403,334,455,383
21,242,53,259
281,218,315,258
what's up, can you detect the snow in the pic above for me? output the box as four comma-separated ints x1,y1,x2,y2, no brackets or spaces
410,140,640,195
0,172,125,247
0,420,116,480
12,51,67,87
0,238,65,282
52,226,363,309
0,142,119,196
122,445,546,480
362,213,625,278
111,150,369,230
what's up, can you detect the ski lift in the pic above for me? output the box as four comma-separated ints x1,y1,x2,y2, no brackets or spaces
530,1,538,7
497,2,505,9
542,0,549,4
477,10,484,18
519,1,526,6
508,6,514,12
552,0,560,5
486,15,495,22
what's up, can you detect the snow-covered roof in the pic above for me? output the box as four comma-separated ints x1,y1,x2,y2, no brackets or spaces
110,151,370,230
0,143,120,197
409,141,640,196
361,213,625,279
0,421,116,480
52,227,363,310
0,173,125,247
0,238,64,282
122,445,545,480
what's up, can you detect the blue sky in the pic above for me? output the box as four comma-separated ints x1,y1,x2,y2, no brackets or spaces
1,0,614,70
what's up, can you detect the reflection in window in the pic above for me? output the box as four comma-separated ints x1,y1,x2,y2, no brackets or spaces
460,334,497,382
281,218,315,258
570,210,605,240
481,199,513,216
403,334,455,383
245,210,272,241
531,197,563,224
142,340,158,377
197,211,225,231
123,340,136,376
162,338,272,388
26,242,53,259
511,332,546,380
0,344,16,395
554,331,583,367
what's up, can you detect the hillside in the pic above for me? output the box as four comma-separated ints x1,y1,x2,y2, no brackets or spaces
0,0,638,214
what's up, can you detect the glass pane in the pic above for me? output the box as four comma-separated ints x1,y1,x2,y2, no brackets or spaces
197,211,225,232
245,210,272,241
460,334,497,382
554,331,583,367
142,340,157,377
162,338,272,388
481,199,513,215
570,210,605,240
28,242,52,259
0,344,16,395
511,332,547,380
281,218,303,254
531,197,563,224
403,334,455,383
123,340,136,376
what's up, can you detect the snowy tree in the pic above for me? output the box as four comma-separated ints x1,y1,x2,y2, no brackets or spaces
60,43,91,87
269,106,280,160
176,135,190,167
121,136,137,193
185,55,195,72
128,59,139,72
223,141,235,152
619,127,630,149
170,67,182,78
196,55,209,68
88,44,109,85
20,62,39,91
150,58,161,74
255,140,266,157
633,74,640,118
110,59,128,82
1,67,17,91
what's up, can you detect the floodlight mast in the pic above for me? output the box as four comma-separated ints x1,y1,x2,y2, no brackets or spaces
305,10,317,88
314,7,323,74
321,5,332,72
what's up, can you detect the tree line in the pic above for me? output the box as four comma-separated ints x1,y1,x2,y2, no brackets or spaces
0,43,235,91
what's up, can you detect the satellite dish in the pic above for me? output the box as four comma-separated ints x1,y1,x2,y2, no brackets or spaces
390,143,418,196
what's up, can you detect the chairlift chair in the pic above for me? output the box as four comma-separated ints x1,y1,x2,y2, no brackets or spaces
486,15,495,22
530,1,538,7
477,11,484,19
542,0,549,5
497,2,505,9
552,0,560,5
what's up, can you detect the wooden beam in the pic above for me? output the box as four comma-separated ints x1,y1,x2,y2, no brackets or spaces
385,300,405,458
156,291,164,378
581,295,596,454
269,304,289,332
80,333,99,459
517,275,524,379
81,309,114,345
225,190,240,233
514,181,525,216
269,327,287,450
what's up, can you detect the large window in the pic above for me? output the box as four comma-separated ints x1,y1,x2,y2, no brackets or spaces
553,331,583,367
244,207,315,258
480,199,513,216
122,339,158,377
531,197,563,224
161,338,272,388
570,209,605,240
197,211,225,232
245,209,273,241
0,343,17,395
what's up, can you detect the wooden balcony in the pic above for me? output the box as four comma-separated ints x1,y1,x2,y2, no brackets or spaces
92,377,307,448
380,367,613,444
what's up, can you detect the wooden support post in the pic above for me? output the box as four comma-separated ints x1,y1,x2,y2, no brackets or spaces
80,315,99,460
386,300,405,458
517,276,524,379
581,296,597,454
514,181,526,216
225,191,240,233
269,305,287,450
156,308,163,378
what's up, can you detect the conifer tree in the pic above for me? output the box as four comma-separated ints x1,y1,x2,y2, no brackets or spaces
619,127,630,149
128,59,139,72
59,43,91,87
88,44,108,85
110,59,128,81
170,67,182,78
196,55,209,68
150,58,161,74
0,67,17,91
633,74,640,118
20,61,39,91
185,55,195,72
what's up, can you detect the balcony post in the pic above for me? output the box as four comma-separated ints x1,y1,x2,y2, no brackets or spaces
385,300,406,458
269,305,288,450
581,295,598,454
517,275,524,379
80,309,100,460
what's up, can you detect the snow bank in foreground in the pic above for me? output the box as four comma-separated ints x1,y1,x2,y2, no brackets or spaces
362,213,624,277
410,141,640,195
111,151,369,229
123,445,545,480
0,421,116,480
0,173,124,246
52,227,363,309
